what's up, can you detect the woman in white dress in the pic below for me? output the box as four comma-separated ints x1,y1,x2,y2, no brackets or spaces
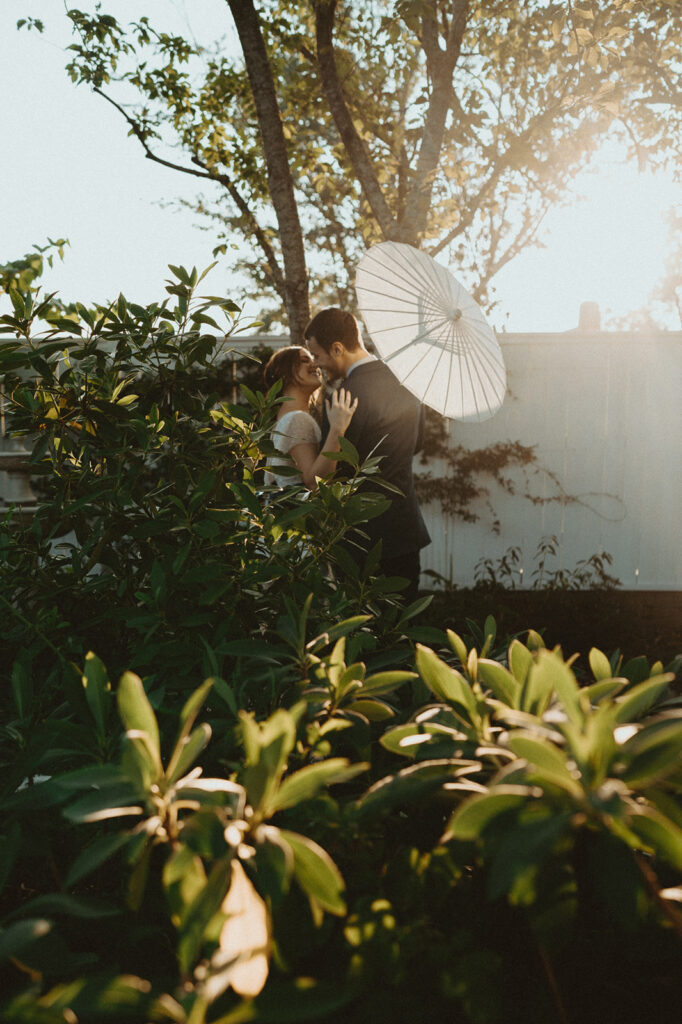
263,346,357,489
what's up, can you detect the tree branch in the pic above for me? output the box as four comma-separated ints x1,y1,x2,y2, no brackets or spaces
226,0,310,341
314,0,397,239
398,0,471,245
92,86,287,298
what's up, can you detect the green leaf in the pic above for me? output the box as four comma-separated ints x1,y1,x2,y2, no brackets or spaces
379,721,466,758
11,658,33,721
355,759,460,820
128,840,153,912
335,436,360,467
82,651,111,737
348,698,395,721
397,593,433,624
335,660,366,695
628,806,682,871
5,894,118,922
115,392,138,406
223,639,288,662
228,480,261,518
360,670,417,697
486,810,571,903
213,677,239,716
66,831,133,887
447,786,533,841
416,645,477,717
313,615,372,647
240,708,299,814
165,680,214,782
279,830,346,916
164,845,207,927
407,626,449,644
168,263,192,285
522,650,581,724
270,759,367,814
166,723,212,786
52,765,129,793
116,672,162,772
447,630,468,665
589,647,613,681
477,659,518,706
62,777,143,823
620,721,682,788
583,678,627,704
614,676,673,723
526,630,545,651
122,732,163,790
506,734,582,796
0,919,52,962
508,639,533,686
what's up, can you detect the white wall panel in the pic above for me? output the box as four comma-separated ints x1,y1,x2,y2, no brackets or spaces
419,332,682,590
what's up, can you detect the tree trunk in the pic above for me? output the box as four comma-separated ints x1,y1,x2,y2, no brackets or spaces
315,0,398,240
226,0,310,341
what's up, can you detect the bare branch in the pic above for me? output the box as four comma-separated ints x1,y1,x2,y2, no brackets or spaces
92,86,287,298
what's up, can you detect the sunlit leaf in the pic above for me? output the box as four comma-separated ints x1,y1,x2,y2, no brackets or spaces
270,759,367,814
360,670,417,697
589,647,613,681
416,645,477,717
614,676,674,723
506,734,582,796
117,672,161,772
82,651,111,738
478,659,518,706
203,859,271,1001
165,723,212,785
446,786,534,841
628,805,682,871
279,830,346,916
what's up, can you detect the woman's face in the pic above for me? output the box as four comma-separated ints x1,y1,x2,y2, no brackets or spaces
294,349,322,390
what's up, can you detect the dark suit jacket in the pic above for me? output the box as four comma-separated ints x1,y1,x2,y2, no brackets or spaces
327,360,431,559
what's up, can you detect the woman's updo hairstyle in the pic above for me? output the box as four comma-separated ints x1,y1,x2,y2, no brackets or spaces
263,346,307,392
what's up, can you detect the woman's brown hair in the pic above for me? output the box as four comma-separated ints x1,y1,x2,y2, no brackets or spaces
263,346,307,391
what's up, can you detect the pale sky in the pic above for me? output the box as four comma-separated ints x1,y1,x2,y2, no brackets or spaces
2,1,679,333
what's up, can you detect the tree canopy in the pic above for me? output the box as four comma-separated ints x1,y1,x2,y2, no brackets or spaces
34,1,682,338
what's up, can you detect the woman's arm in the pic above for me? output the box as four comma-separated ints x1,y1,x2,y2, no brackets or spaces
290,388,358,489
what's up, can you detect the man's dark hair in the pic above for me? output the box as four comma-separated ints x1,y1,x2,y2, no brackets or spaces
263,345,307,391
304,308,361,352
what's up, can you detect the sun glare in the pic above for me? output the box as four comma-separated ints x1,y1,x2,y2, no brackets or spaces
493,145,680,333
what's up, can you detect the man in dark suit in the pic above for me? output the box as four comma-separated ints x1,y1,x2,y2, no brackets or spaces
304,307,430,601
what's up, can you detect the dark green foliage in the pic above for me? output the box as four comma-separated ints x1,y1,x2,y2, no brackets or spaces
1,258,682,1023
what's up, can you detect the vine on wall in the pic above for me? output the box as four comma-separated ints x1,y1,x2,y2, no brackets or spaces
414,407,537,529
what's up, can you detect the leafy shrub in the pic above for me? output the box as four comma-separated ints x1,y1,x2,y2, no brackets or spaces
1,253,681,1023
2,628,681,1023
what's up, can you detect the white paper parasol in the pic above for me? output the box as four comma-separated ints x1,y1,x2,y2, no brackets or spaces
355,241,506,421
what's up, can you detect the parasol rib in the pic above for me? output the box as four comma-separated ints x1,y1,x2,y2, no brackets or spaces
355,241,507,421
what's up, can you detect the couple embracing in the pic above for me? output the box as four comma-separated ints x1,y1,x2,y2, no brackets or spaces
264,307,430,602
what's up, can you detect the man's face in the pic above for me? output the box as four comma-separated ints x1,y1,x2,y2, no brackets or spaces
306,335,345,383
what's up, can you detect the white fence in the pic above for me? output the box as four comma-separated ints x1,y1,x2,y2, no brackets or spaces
419,331,682,591
2,330,680,590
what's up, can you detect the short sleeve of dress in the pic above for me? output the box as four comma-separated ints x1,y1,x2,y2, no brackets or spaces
274,411,321,453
